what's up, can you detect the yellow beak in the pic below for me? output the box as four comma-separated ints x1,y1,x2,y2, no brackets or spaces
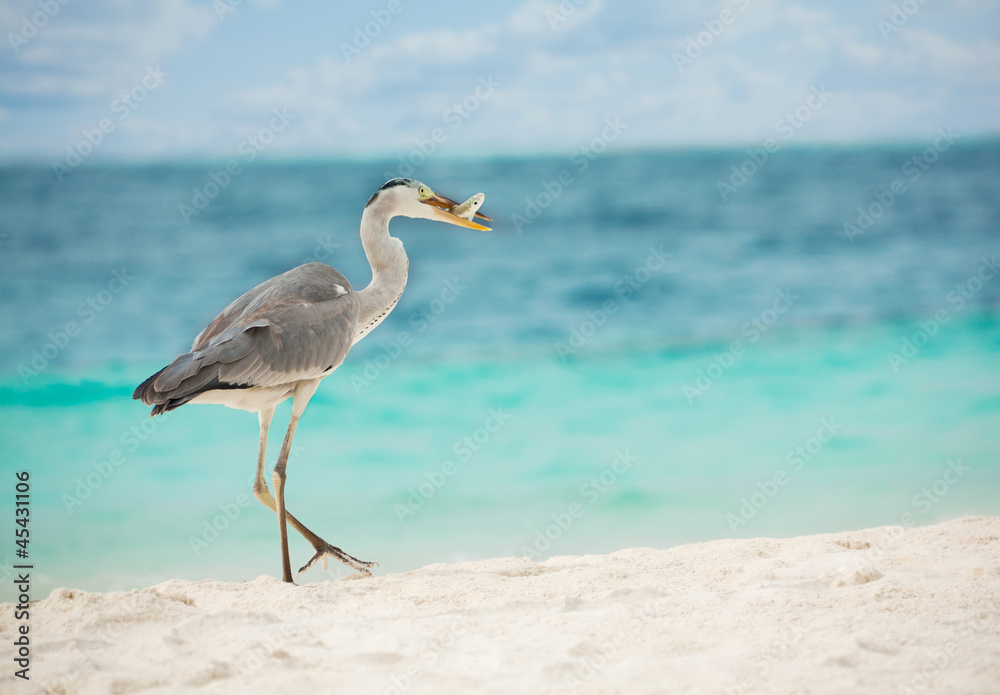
420,193,493,231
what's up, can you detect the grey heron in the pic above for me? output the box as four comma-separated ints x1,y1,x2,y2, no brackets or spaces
133,178,492,583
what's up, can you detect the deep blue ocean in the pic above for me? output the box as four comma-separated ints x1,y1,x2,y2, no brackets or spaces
2,141,999,601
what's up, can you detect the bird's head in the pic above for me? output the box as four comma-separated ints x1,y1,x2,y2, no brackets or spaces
365,178,492,231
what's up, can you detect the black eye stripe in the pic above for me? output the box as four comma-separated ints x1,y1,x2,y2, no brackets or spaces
365,178,415,208
380,178,413,190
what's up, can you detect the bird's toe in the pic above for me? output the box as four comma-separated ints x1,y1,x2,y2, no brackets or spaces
297,542,376,577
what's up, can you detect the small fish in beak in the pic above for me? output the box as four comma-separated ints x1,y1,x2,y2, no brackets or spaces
450,193,485,221
419,188,493,230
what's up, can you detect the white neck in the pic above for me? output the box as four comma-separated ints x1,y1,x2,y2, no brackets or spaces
352,202,409,344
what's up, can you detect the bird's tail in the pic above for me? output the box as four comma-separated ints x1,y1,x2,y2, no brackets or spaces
133,351,248,417
132,363,189,416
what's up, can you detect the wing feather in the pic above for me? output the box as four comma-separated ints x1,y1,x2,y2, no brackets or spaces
134,263,360,413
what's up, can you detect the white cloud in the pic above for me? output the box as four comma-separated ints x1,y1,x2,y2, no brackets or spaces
890,28,1000,82
211,0,1000,154
1,0,998,158
1,0,216,100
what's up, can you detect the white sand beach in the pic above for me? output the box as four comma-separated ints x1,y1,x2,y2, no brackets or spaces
5,517,999,694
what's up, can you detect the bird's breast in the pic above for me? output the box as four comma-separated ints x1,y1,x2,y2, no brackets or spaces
353,291,404,343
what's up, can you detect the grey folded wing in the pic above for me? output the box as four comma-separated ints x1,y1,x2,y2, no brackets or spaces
134,263,359,413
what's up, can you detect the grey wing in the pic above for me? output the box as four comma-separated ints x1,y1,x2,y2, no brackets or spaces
191,262,354,351
217,294,359,387
134,263,358,414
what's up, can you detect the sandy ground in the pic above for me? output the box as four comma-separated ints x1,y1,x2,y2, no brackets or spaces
3,516,999,694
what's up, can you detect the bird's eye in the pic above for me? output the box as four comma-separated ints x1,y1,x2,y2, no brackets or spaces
419,186,429,197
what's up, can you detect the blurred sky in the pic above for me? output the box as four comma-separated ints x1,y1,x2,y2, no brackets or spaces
0,0,998,161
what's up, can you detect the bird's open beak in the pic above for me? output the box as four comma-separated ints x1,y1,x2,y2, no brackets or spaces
421,193,493,231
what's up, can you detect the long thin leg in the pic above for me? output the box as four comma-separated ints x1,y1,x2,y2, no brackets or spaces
254,382,376,581
253,407,276,508
272,411,299,582
252,469,374,575
252,437,375,576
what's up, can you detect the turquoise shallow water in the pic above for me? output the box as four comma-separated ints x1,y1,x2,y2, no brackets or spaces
1,314,998,601
1,145,999,600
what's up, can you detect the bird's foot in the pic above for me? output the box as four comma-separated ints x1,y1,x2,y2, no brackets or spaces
298,541,378,577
